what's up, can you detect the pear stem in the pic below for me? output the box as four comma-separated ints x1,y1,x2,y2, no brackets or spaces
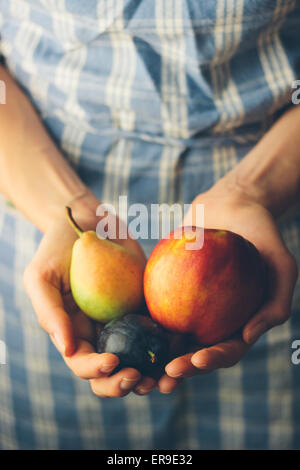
65,206,84,238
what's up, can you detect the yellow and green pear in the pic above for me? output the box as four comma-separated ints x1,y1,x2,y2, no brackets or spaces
66,207,144,323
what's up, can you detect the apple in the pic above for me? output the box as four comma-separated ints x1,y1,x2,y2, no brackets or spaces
144,227,266,345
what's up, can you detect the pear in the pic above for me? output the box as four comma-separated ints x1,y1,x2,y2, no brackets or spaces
66,207,144,323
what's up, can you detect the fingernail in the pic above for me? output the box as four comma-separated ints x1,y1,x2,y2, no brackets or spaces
167,372,183,378
135,387,155,395
101,364,117,374
245,321,266,344
191,361,209,369
120,378,140,391
53,333,65,355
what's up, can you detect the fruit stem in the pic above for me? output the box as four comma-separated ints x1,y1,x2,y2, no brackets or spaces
147,350,157,364
65,206,84,238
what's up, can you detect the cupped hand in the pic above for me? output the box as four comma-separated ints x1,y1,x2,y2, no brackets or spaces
160,182,298,385
23,199,161,398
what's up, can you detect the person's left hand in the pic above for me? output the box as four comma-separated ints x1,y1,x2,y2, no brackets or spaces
156,181,298,393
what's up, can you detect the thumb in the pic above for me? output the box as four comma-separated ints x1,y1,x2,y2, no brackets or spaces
23,266,76,357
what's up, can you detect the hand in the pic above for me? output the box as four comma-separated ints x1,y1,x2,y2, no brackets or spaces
163,181,298,381
23,197,159,398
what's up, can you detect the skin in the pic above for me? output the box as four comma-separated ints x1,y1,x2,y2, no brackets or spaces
0,65,299,397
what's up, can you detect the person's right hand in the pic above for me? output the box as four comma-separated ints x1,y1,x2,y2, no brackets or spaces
23,196,173,398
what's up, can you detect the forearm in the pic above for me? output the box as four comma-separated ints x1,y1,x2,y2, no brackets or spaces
218,104,300,217
0,65,98,232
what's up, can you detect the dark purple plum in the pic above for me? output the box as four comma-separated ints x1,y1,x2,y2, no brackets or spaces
96,314,170,377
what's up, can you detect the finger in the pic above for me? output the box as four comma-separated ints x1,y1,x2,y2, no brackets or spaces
133,377,157,396
165,353,202,378
90,368,142,398
166,352,217,378
52,337,120,380
243,254,298,344
166,336,249,378
191,336,250,370
24,267,75,356
157,374,183,394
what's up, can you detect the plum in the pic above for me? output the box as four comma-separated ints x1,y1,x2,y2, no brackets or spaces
96,314,170,377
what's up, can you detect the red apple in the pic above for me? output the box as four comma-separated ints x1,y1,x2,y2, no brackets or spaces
144,227,266,345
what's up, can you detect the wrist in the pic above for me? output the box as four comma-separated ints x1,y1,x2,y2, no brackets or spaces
214,170,269,208
64,189,101,231
67,189,100,216
215,156,300,218
44,188,101,233
207,172,261,208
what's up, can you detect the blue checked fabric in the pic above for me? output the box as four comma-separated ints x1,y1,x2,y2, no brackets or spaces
0,0,300,450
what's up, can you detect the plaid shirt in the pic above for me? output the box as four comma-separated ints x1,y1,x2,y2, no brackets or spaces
0,0,300,449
